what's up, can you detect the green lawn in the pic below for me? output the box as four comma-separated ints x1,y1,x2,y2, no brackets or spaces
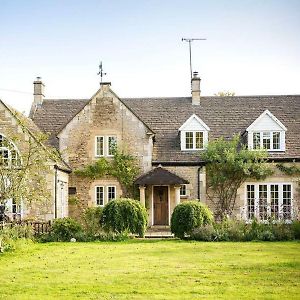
0,240,299,299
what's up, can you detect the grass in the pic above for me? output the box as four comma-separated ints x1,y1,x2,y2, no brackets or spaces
0,240,299,299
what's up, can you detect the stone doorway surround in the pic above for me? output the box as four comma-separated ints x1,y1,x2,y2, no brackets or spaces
135,166,189,226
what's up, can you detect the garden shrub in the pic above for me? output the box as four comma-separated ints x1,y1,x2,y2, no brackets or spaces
50,217,83,241
82,207,103,237
292,221,300,239
191,224,214,241
0,224,34,253
171,200,213,239
100,198,147,237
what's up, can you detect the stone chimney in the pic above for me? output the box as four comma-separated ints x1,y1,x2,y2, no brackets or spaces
29,77,45,118
191,71,201,105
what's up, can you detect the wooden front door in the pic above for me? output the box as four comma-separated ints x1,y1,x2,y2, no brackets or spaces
153,186,169,225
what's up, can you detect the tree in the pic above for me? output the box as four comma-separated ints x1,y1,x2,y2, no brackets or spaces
214,91,235,97
0,117,57,222
202,135,273,220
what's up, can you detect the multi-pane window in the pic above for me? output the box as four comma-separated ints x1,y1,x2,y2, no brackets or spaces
180,185,187,197
107,186,116,201
273,132,280,150
195,132,204,149
95,186,117,206
95,136,104,157
185,131,204,150
108,136,117,156
262,133,271,150
259,185,268,221
283,184,292,220
0,148,10,166
95,135,117,157
0,134,20,167
247,185,255,219
253,133,261,149
270,184,279,219
252,131,283,151
246,183,292,221
185,132,193,149
95,186,104,206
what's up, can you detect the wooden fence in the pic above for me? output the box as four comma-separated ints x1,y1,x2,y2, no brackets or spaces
0,220,52,235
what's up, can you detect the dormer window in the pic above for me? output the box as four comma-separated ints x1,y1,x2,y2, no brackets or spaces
247,110,287,152
179,114,210,151
253,131,282,150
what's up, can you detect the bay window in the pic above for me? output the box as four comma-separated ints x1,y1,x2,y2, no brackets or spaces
246,183,292,221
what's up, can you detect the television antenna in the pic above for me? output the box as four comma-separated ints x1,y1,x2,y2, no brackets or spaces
97,61,107,82
182,38,206,80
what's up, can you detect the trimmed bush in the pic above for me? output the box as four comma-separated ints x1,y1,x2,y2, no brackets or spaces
100,198,148,237
171,200,213,239
51,217,83,241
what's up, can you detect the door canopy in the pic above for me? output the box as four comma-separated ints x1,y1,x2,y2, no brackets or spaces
135,166,189,185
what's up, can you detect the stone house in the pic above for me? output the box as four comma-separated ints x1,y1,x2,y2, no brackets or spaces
0,98,70,221
29,74,300,225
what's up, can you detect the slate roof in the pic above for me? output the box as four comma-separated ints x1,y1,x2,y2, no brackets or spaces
31,95,300,163
135,166,189,185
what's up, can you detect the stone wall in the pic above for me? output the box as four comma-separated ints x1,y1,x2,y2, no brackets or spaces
0,102,58,221
58,85,152,218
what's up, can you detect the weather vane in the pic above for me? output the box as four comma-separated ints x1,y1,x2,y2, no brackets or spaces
182,38,207,80
97,61,107,82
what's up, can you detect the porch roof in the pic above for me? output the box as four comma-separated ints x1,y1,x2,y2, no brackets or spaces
135,166,189,185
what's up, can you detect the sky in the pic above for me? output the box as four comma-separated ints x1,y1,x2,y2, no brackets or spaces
0,0,299,115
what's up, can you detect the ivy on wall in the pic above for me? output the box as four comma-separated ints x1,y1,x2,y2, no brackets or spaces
74,149,140,198
276,163,300,176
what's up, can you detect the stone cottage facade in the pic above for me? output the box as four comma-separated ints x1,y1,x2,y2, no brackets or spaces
28,75,300,225
0,99,70,221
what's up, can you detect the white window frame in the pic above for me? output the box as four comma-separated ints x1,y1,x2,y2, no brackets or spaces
180,184,187,197
244,183,293,222
95,186,105,207
107,136,117,157
107,185,117,202
181,131,208,151
95,136,104,157
250,131,285,151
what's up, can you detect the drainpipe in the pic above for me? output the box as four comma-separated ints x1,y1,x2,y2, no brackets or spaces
54,165,58,219
197,166,203,201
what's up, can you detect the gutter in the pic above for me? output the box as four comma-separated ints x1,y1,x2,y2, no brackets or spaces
54,165,58,219
197,166,203,200
152,161,206,166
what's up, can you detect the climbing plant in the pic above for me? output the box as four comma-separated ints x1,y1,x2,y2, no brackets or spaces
74,149,140,198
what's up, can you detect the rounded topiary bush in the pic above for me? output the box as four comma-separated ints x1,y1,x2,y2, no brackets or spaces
100,198,148,237
51,217,83,241
171,200,213,239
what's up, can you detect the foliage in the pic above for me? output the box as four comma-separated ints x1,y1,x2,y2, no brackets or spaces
50,217,83,242
75,149,140,198
100,198,147,237
190,224,214,241
292,221,300,239
276,162,300,176
190,218,298,242
81,206,103,237
214,91,235,96
0,112,61,221
203,135,273,220
170,200,213,238
0,224,34,253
